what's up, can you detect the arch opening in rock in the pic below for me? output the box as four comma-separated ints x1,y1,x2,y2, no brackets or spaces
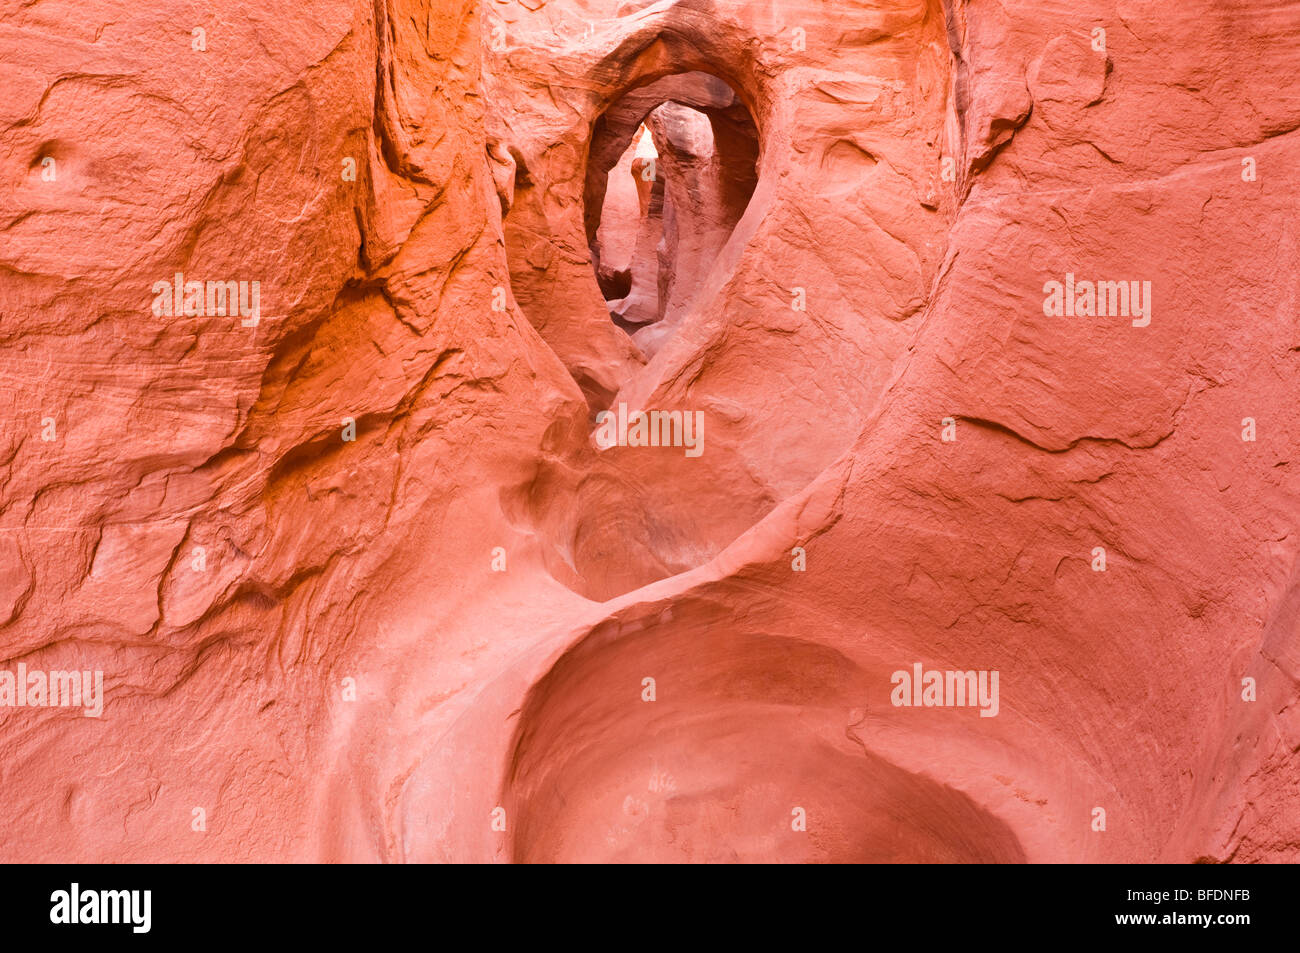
585,72,759,359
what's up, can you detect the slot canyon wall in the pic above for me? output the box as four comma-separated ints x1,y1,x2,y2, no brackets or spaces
0,0,1297,863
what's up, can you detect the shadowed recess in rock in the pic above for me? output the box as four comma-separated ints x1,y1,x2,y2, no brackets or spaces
503,608,1027,863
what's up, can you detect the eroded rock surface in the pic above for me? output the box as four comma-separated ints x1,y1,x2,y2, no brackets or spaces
0,0,1297,863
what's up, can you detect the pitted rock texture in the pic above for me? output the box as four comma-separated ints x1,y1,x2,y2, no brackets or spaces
0,0,1297,864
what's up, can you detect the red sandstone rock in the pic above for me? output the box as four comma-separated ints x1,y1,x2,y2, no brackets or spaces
0,0,1296,865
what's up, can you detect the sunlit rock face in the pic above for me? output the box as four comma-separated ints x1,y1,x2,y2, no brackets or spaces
0,0,1297,864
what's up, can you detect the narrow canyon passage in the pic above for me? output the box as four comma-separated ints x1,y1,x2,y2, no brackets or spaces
586,72,759,358
495,64,786,603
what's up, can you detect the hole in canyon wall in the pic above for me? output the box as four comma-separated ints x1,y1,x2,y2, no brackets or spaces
585,72,759,359
496,66,774,606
